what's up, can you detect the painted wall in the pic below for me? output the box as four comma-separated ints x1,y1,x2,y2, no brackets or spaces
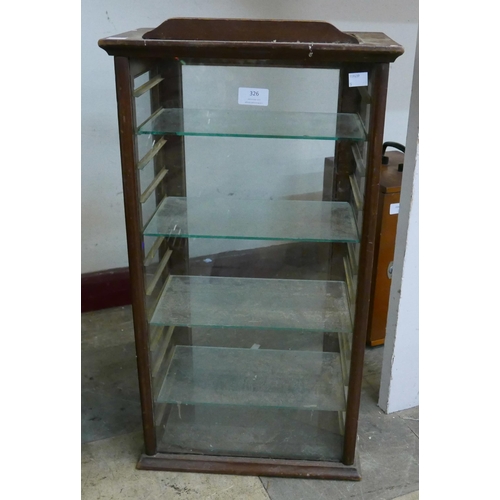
379,39,419,413
82,0,418,272
379,148,419,412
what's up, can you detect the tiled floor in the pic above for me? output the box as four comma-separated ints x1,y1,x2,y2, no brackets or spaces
82,305,418,499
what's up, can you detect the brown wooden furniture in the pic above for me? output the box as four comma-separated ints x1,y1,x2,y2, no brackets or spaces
99,18,403,480
367,144,404,346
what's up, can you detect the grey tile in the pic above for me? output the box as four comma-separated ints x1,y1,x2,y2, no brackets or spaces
394,407,419,439
82,305,135,351
393,492,419,500
362,346,385,397
82,431,271,500
262,366,419,500
82,341,140,400
82,306,418,498
82,389,142,443
363,345,386,379
81,330,142,443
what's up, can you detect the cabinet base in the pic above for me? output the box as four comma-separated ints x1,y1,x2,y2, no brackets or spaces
137,452,361,480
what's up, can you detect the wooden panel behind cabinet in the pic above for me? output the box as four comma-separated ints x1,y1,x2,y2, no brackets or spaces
367,150,403,346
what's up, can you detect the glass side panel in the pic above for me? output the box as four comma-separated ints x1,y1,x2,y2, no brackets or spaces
137,108,366,141
144,197,359,243
154,327,345,460
158,405,343,461
158,346,345,411
135,91,155,131
150,275,352,333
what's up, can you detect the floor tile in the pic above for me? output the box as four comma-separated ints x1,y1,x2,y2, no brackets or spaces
81,344,142,442
393,492,419,500
82,319,142,443
261,349,419,500
81,306,135,351
81,389,142,443
82,306,418,499
82,431,270,500
262,403,418,500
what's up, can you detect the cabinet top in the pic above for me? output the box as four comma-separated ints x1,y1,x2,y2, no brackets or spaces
98,18,404,64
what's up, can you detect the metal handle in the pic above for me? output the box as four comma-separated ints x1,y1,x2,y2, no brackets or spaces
387,261,393,279
382,142,405,156
382,142,405,171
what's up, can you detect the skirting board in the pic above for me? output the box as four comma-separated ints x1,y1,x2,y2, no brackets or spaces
81,267,131,313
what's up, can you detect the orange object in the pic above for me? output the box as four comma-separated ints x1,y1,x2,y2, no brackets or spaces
366,144,404,346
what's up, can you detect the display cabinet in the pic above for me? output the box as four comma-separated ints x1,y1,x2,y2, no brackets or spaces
98,18,403,480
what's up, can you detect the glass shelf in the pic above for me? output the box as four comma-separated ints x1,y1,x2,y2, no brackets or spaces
157,345,346,411
150,275,352,333
137,108,366,141
144,197,359,243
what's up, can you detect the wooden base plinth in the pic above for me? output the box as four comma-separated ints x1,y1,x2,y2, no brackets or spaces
137,452,361,480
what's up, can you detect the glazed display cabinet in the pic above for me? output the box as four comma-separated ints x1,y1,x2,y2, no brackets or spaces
99,18,403,480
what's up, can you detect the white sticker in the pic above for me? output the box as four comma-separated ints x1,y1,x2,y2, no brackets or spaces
348,72,368,87
390,203,400,215
238,87,269,106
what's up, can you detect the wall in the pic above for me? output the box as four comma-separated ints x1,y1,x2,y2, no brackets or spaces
379,148,419,412
82,0,418,272
379,38,419,413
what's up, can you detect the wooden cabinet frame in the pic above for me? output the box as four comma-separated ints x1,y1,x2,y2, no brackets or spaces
99,18,403,480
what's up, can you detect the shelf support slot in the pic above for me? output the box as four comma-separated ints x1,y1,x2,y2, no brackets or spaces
147,273,172,321
149,325,165,351
137,137,168,170
137,106,163,132
339,335,350,385
151,325,175,377
140,169,168,204
146,248,173,296
133,75,164,98
349,174,363,211
144,237,166,267
344,257,357,305
142,194,168,231
347,243,359,277
351,143,366,178
153,339,177,400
